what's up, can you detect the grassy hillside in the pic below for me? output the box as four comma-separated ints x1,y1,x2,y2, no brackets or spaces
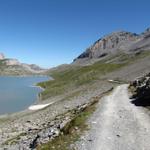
37,62,123,100
37,51,150,100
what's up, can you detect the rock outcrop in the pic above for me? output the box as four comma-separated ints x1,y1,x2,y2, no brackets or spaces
73,28,150,65
129,73,150,106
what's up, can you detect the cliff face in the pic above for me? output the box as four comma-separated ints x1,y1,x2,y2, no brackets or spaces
73,28,150,64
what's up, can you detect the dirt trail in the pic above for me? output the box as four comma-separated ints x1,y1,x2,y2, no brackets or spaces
75,85,150,150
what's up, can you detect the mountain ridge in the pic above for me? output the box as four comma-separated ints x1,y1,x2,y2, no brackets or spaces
73,28,150,65
0,53,46,75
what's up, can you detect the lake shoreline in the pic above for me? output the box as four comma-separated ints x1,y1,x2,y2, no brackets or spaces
0,76,51,116
0,80,113,149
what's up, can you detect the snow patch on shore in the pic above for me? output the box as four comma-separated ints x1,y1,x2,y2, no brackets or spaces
28,103,52,110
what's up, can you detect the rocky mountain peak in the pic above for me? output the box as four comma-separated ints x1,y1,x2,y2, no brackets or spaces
73,31,139,63
92,31,138,50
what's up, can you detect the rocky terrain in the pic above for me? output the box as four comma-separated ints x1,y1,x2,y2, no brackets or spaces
0,27,150,149
74,85,150,150
73,28,150,65
0,80,113,150
129,73,150,106
0,53,46,75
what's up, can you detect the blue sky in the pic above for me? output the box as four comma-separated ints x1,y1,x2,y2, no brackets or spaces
0,0,149,68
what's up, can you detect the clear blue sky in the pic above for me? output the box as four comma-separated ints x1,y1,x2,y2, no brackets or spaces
0,0,149,68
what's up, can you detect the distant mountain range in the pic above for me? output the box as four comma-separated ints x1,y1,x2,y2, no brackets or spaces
0,53,46,75
1,27,150,75
73,28,150,65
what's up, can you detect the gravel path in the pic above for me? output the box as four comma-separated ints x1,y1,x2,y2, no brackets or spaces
75,84,150,150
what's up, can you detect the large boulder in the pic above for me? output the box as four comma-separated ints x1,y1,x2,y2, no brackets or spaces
130,73,150,106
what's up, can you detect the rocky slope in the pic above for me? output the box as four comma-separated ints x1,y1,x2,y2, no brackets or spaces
1,27,150,149
0,53,46,75
73,28,150,65
129,73,150,106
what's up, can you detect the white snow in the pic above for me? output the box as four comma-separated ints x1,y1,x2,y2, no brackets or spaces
28,103,52,110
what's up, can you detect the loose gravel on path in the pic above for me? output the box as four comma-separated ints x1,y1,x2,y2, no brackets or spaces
75,85,150,150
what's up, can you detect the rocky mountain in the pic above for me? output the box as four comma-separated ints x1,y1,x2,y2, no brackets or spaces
0,53,46,75
73,28,150,65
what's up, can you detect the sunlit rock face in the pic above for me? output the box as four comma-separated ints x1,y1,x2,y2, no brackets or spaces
74,31,139,61
73,27,150,65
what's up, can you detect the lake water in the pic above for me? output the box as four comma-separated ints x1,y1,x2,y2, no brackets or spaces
0,76,49,115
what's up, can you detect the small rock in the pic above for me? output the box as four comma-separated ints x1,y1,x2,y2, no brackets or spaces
88,139,93,142
74,127,78,130
116,134,121,137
